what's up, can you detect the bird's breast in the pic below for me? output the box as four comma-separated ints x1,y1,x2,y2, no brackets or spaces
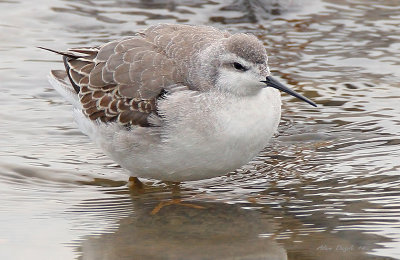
214,88,282,160
159,88,282,172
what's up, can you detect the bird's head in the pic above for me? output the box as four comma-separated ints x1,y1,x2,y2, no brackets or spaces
198,33,316,107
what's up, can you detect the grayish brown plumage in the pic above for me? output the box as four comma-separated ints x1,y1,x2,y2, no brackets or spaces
59,24,267,127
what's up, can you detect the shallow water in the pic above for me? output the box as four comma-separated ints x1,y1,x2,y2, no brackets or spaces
1,0,400,259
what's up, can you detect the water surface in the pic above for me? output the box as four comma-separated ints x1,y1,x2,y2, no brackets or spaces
0,0,400,259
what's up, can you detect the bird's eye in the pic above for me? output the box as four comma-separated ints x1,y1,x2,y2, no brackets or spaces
233,62,248,71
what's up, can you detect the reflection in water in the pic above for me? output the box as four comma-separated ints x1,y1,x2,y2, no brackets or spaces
75,186,388,260
77,193,286,260
0,0,400,259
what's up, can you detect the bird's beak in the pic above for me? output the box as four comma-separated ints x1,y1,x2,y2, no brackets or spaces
261,76,317,107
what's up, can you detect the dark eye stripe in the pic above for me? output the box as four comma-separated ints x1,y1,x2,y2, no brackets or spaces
233,62,248,71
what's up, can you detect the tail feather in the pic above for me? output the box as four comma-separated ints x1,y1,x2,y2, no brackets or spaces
48,70,82,109
39,46,85,93
38,46,83,59
49,70,95,138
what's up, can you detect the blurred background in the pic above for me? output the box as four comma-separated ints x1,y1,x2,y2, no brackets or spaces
0,0,400,259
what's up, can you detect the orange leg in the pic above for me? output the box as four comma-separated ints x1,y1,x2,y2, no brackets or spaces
151,198,206,215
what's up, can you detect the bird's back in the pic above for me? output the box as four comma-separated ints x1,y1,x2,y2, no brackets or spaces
59,24,229,127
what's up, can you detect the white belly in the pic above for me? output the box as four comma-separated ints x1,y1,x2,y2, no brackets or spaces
85,88,281,181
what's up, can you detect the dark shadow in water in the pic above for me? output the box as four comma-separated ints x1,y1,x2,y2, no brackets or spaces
73,184,394,260
77,198,286,259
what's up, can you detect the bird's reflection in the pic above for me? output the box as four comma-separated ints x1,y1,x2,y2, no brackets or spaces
77,187,288,260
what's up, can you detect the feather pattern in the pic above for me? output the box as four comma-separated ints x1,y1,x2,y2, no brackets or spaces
58,24,231,127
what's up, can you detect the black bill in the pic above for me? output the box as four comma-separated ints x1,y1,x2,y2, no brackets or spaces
261,76,317,107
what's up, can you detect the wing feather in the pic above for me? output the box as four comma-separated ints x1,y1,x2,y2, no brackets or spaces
60,24,227,127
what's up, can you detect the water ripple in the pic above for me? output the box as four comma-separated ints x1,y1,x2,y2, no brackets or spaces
0,0,400,259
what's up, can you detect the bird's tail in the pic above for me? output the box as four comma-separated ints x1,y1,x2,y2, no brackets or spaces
48,70,82,109
38,46,84,59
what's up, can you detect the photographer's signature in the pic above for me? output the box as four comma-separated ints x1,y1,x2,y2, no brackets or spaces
317,244,368,252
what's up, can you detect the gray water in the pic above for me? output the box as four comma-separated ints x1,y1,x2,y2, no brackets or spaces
1,0,400,259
